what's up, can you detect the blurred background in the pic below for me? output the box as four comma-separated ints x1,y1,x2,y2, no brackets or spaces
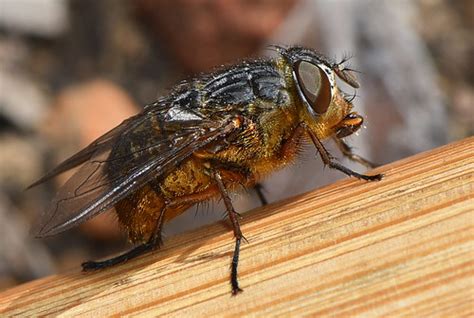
0,0,472,291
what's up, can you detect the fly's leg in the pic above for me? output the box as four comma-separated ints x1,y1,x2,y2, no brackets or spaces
82,206,166,271
304,125,383,181
253,183,268,206
82,116,244,269
82,243,156,270
211,168,245,295
333,137,379,169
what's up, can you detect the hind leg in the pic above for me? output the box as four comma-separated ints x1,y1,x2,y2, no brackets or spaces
82,205,167,270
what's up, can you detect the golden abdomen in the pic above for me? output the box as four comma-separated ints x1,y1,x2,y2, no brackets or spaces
115,158,219,243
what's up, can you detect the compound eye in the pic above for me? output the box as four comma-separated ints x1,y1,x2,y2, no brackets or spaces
295,60,332,115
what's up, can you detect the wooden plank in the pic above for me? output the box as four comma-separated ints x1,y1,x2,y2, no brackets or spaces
0,137,473,317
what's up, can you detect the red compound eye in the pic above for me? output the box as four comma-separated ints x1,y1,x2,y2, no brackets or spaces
294,60,332,115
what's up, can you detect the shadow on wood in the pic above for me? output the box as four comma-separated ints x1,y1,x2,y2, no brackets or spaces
0,137,472,316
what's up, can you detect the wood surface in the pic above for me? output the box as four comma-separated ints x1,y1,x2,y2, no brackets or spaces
0,137,473,317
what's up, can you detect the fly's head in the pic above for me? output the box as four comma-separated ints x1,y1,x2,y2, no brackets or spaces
275,45,364,139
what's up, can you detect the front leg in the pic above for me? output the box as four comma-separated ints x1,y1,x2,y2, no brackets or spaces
304,124,383,181
211,168,245,295
333,136,379,169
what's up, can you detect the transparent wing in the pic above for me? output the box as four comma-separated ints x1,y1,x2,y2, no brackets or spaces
28,114,144,189
32,109,237,237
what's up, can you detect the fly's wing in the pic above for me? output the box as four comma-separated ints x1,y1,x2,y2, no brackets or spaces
28,114,143,189
32,109,238,237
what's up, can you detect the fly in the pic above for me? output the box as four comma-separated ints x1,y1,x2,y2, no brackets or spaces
30,45,383,295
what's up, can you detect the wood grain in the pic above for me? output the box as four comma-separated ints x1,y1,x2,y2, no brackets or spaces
1,137,473,317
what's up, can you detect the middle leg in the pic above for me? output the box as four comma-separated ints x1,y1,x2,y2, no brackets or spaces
211,168,245,295
253,183,268,206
